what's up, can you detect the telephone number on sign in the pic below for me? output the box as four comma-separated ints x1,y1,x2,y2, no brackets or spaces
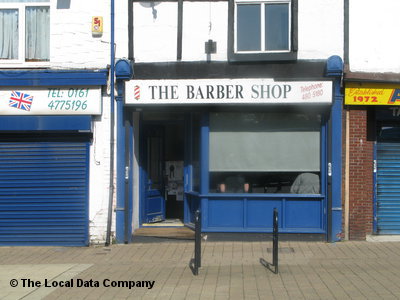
48,100,88,111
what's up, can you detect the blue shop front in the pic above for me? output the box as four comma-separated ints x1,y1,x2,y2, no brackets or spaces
115,58,343,242
0,70,107,246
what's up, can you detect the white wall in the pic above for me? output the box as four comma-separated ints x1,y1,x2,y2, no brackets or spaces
51,0,110,69
132,1,343,63
181,2,228,62
297,0,343,60
89,92,114,244
115,0,129,60
349,0,400,73
132,112,140,232
133,2,178,63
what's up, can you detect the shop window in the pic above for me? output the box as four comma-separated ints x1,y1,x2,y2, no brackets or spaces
209,112,321,194
0,0,50,63
378,124,400,142
228,0,297,61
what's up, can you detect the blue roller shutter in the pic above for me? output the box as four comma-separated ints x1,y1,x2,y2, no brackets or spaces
377,142,400,234
0,139,89,246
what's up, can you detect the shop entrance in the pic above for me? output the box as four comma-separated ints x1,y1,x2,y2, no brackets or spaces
141,115,185,224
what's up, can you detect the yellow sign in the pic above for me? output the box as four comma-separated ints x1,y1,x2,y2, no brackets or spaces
345,82,400,105
92,16,103,35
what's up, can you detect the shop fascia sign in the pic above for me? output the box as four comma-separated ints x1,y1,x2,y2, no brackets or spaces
345,82,400,105
0,87,101,115
125,79,332,105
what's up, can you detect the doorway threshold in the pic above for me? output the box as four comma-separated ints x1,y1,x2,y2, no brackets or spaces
133,225,194,242
142,219,184,227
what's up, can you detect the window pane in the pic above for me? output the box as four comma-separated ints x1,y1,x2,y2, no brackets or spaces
210,112,320,172
265,3,289,51
209,112,321,194
0,9,18,59
378,125,400,142
236,4,260,51
210,172,320,194
25,6,49,61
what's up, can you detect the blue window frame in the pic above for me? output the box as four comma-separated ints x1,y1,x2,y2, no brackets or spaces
208,112,322,195
196,111,327,233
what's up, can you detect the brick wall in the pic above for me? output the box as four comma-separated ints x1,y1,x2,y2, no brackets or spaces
348,107,374,240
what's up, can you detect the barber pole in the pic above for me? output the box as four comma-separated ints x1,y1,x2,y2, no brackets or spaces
134,85,140,100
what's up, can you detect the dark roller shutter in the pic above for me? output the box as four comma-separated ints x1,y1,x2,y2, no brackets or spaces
0,139,89,246
377,142,400,234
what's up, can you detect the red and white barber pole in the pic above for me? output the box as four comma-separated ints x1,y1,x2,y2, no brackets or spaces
134,85,140,101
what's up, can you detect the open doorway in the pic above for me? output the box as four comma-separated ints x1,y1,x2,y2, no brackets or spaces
141,113,185,225
164,122,184,220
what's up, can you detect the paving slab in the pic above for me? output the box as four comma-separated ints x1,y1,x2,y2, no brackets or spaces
0,241,400,299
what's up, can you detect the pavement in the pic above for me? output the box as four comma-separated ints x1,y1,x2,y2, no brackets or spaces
1,238,400,299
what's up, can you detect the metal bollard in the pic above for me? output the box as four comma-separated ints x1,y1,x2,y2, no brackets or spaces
259,208,279,274
194,210,201,275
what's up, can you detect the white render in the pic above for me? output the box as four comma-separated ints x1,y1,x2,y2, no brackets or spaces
89,94,114,244
297,0,343,60
181,2,228,62
349,0,400,73
51,1,110,69
133,2,178,63
129,0,343,63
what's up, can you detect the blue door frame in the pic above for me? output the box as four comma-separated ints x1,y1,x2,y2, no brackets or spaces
139,118,189,225
141,124,166,223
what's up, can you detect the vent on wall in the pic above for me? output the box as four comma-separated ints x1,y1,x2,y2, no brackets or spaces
57,0,71,9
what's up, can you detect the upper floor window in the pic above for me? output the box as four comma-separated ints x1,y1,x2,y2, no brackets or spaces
229,0,297,61
0,0,50,63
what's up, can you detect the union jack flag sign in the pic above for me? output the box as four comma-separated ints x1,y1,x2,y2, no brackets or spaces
9,91,34,111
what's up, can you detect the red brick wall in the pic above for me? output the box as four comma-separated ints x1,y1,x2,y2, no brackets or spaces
348,108,374,240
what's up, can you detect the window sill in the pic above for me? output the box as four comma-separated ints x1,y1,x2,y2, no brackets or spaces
195,193,324,198
228,51,297,63
0,61,50,69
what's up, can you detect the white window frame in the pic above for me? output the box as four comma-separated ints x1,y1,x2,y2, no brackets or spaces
234,0,291,54
0,1,50,66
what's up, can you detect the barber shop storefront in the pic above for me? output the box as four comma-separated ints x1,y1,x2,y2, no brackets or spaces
115,58,343,243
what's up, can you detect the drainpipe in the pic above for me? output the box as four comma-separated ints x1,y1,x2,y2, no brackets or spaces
105,0,116,246
128,0,134,61
115,59,134,243
325,55,344,242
